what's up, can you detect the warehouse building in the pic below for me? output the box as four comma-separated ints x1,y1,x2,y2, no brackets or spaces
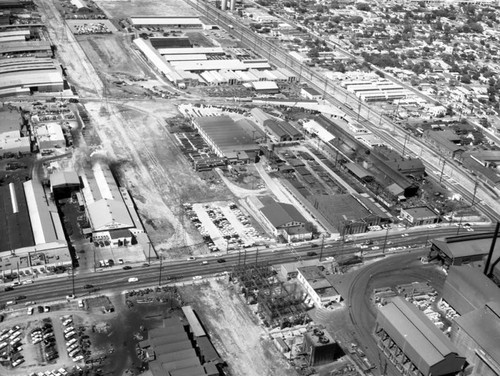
192,115,260,163
49,170,81,199
0,180,70,277
259,196,312,242
0,40,52,57
250,108,302,141
130,16,203,29
301,86,323,101
371,145,426,179
0,57,64,97
375,296,466,376
80,161,145,244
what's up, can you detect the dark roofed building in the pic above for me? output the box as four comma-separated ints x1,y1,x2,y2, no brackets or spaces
260,198,312,242
169,365,207,376
423,130,465,159
375,296,466,376
156,348,197,364
460,151,500,190
50,170,80,199
309,193,389,236
343,162,373,181
372,144,426,179
429,232,499,269
301,86,323,100
442,265,500,315
149,37,191,49
0,182,35,253
451,302,500,376
196,336,221,363
303,329,343,366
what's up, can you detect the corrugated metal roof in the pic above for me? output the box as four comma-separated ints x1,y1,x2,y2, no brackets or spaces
158,47,224,55
156,348,197,364
378,296,462,375
161,356,200,372
171,59,247,72
50,171,80,188
130,17,203,26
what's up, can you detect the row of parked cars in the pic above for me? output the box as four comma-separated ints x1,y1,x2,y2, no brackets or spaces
0,325,24,368
61,315,84,362
31,319,58,362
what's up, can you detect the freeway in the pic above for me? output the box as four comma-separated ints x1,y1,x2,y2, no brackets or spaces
188,0,500,222
1,225,492,305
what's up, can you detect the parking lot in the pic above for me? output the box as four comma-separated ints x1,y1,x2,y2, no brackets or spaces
185,201,268,253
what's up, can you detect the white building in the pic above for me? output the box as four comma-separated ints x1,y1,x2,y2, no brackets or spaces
297,265,342,308
35,122,65,150
0,131,30,156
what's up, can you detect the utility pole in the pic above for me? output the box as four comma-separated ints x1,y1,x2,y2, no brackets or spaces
93,248,96,273
71,266,75,296
471,180,479,206
158,257,163,286
402,133,409,157
319,235,325,262
148,242,151,265
439,158,446,184
382,226,390,254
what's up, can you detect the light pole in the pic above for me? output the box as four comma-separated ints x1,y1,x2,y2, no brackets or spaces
158,257,163,286
382,226,390,254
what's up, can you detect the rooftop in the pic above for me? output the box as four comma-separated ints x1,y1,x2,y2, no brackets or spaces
260,198,307,228
403,206,437,219
432,233,499,260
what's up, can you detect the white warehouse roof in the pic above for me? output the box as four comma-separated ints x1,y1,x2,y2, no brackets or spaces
133,38,182,83
170,59,247,72
158,47,224,55
87,198,134,232
130,17,203,26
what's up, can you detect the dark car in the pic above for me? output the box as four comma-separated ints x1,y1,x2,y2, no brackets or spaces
142,263,150,267
307,251,317,257
217,258,226,263
15,295,26,301
4,286,14,292
83,284,94,289
122,266,132,270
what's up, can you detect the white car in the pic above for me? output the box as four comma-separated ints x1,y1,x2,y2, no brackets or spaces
193,276,202,280
127,277,139,283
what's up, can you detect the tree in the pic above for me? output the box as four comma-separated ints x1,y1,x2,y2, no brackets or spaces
461,74,471,84
356,2,370,11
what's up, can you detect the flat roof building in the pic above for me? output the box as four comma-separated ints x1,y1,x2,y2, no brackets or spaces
130,16,203,28
400,206,438,226
297,265,341,308
375,296,466,376
192,115,259,162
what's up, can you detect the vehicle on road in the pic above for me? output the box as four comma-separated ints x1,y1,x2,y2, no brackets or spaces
307,251,317,256
217,258,226,263
83,284,93,289
401,233,409,237
15,295,26,301
128,277,139,283
193,276,202,280
187,256,196,261
122,266,132,270
201,261,208,265
142,263,150,267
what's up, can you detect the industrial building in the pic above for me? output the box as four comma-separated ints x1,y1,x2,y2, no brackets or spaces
303,328,343,366
0,130,30,156
33,122,66,150
140,307,222,376
437,266,500,376
342,79,412,102
422,130,465,160
375,296,466,376
0,180,70,277
259,196,312,242
399,207,438,226
49,170,81,199
0,57,64,97
130,16,203,28
80,162,145,245
301,86,323,101
308,193,390,235
297,265,342,308
429,233,500,279
0,40,52,57
371,145,426,180
192,115,260,163
250,108,302,141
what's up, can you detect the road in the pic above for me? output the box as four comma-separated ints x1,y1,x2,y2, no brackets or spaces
1,224,492,304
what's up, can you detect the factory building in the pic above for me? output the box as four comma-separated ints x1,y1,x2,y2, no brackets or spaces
429,233,500,279
0,40,53,58
301,86,323,101
0,130,30,156
438,266,500,376
375,296,466,376
250,108,302,141
192,115,260,163
49,170,81,199
371,145,426,180
0,180,70,277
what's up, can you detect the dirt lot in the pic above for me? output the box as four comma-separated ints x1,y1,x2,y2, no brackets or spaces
181,279,298,376
93,0,196,19
83,100,232,257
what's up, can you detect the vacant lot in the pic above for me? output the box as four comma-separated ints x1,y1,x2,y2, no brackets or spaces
83,100,232,257
181,279,298,376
